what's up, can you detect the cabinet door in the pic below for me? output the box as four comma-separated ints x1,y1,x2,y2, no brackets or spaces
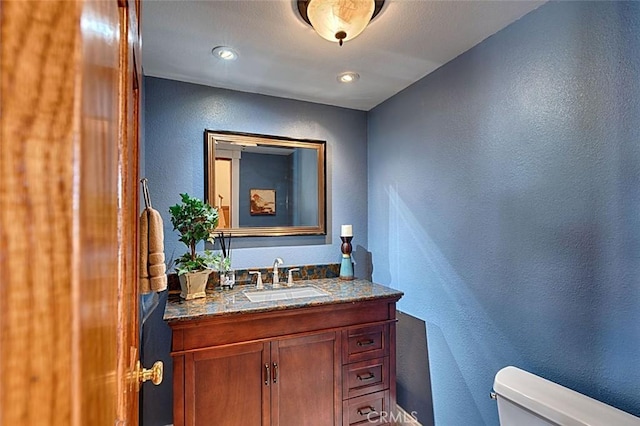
185,341,270,426
271,331,341,426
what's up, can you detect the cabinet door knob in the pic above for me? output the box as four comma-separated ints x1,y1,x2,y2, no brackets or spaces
264,363,270,386
273,362,278,383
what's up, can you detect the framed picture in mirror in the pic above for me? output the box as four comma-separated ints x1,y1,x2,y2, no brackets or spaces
250,189,276,215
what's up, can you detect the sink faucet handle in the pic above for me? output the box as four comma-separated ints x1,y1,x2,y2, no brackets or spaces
286,268,300,287
249,271,263,289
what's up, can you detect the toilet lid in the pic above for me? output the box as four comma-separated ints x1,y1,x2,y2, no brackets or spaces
493,366,640,426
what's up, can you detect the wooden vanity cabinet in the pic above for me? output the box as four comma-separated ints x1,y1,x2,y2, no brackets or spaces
271,331,340,425
168,297,399,426
186,341,267,425
183,331,338,426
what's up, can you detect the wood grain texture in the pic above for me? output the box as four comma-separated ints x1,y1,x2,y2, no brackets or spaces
1,1,79,424
1,1,141,425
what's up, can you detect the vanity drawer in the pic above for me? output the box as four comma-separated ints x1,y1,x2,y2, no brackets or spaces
343,390,390,425
343,323,389,363
343,357,389,399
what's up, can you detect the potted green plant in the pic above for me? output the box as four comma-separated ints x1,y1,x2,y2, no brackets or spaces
169,193,219,299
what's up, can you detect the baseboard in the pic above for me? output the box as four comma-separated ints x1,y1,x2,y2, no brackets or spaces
397,405,423,425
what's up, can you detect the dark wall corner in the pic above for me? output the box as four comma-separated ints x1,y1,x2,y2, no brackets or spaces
397,310,435,426
353,245,373,281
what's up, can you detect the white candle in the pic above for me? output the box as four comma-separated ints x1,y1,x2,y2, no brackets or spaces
341,224,353,237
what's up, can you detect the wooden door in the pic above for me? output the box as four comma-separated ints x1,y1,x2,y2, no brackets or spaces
0,0,142,424
184,342,270,426
271,331,341,426
117,0,143,423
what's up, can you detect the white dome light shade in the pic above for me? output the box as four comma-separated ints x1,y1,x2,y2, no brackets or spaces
306,0,375,45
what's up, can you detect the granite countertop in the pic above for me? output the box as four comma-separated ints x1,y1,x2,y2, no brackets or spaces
163,278,403,323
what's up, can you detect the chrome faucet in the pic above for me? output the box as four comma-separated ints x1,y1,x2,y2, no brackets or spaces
272,257,284,288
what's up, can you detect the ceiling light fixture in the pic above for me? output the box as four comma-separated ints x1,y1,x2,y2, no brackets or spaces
297,0,385,46
337,72,360,83
211,46,238,61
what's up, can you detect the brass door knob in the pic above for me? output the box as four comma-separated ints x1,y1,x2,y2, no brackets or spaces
135,360,163,385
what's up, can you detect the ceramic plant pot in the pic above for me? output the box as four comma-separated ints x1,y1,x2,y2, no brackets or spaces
178,269,211,300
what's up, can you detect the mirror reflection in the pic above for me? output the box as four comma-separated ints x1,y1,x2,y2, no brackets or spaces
205,130,326,237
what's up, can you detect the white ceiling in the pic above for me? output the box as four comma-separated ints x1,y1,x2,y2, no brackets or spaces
142,0,545,111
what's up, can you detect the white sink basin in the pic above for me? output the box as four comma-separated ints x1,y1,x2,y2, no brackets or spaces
244,286,330,303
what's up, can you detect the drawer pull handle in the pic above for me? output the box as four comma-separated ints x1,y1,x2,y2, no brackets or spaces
264,363,270,386
357,406,376,416
273,362,278,383
357,372,375,381
356,339,375,347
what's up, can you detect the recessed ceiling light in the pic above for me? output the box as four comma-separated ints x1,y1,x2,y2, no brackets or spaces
337,72,360,83
211,46,238,61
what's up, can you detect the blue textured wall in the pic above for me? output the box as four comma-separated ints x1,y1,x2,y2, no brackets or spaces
368,2,640,425
144,77,368,269
239,152,291,227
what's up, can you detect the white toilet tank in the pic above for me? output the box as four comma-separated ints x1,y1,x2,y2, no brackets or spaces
493,366,640,426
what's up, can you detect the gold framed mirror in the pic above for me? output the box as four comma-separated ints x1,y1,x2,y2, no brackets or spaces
205,130,326,237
